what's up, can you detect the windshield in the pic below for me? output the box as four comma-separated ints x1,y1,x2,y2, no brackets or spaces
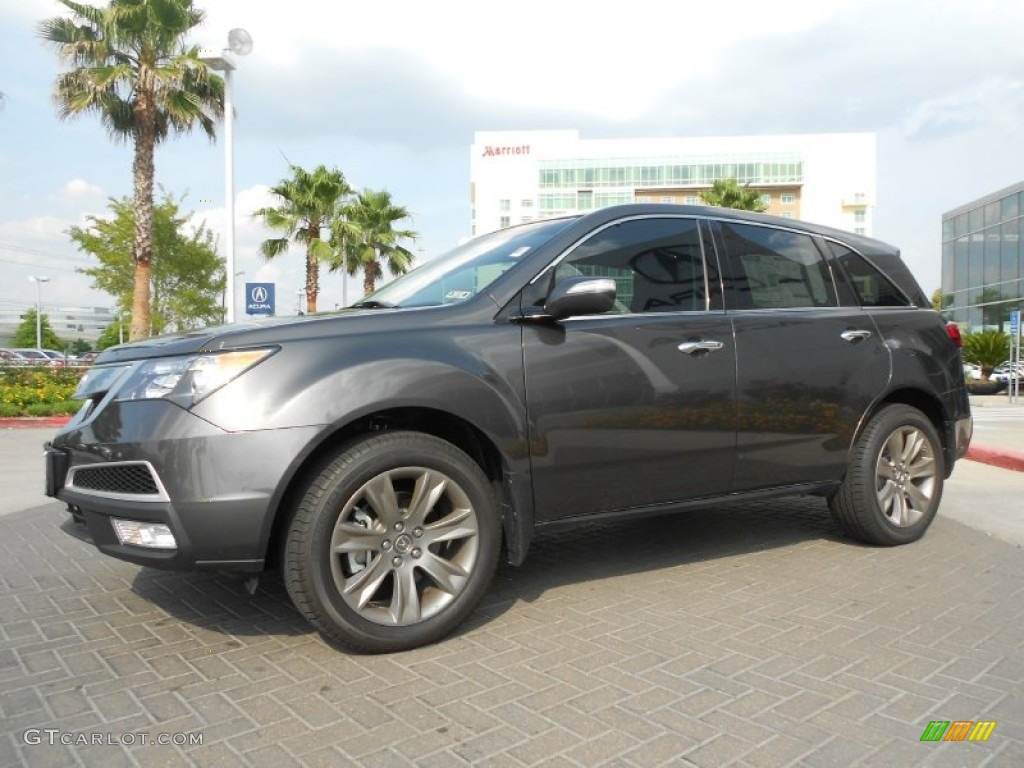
357,218,574,309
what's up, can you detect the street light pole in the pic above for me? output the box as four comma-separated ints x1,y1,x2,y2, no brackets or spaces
28,276,50,349
223,61,236,324
199,52,237,323
200,30,251,324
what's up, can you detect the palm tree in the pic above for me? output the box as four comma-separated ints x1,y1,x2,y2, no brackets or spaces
961,329,1011,380
700,178,768,212
253,164,353,314
335,189,417,297
39,0,223,340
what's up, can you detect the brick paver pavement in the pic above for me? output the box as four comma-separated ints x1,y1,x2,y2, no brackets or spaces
1,497,1021,767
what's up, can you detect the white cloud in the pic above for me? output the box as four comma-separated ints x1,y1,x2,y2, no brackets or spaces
902,78,1024,140
195,0,859,119
55,178,105,203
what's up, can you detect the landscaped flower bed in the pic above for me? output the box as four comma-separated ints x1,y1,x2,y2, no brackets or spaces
0,365,84,417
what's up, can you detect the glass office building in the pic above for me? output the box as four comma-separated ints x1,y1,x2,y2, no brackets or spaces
471,130,876,239
941,181,1023,331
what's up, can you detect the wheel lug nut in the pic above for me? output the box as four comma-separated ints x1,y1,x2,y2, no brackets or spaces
413,527,423,538
412,548,421,559
394,522,404,532
382,540,391,550
392,556,403,567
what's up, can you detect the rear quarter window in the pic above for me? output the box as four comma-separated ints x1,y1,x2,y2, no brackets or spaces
828,242,911,307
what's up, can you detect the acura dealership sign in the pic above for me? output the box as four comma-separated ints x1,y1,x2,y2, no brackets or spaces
245,283,275,316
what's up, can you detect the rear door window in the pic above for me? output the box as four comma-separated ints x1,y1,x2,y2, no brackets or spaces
716,222,836,309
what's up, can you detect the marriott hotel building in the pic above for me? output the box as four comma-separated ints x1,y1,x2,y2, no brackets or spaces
470,130,876,238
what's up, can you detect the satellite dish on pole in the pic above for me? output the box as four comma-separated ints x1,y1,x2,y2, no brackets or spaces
227,28,252,56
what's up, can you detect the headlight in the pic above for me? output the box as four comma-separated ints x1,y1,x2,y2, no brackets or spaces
115,348,276,407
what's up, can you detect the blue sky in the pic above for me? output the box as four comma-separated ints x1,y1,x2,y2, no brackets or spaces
1,0,1022,317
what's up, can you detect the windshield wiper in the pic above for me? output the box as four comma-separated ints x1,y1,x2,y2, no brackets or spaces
350,299,398,309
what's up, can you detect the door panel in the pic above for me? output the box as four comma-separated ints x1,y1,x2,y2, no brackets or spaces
523,314,736,521
729,309,889,489
521,216,739,521
709,219,890,490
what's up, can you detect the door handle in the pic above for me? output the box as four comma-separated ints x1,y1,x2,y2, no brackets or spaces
840,329,873,343
678,340,724,355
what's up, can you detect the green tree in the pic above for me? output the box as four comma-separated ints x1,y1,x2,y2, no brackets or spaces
254,164,354,313
95,319,129,350
40,0,223,341
334,188,417,296
68,191,226,334
12,309,65,350
70,338,93,356
961,329,1010,379
700,178,768,212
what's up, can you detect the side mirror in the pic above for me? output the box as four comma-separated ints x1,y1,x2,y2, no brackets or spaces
543,276,617,320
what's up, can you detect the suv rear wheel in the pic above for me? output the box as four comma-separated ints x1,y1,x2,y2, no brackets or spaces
829,404,944,546
283,432,501,652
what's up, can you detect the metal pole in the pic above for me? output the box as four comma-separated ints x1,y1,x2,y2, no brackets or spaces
35,281,42,349
224,65,236,324
28,276,49,348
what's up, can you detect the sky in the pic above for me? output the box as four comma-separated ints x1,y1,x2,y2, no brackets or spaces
1,0,1022,320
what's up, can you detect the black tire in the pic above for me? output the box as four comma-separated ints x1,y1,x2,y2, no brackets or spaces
283,432,501,653
829,404,945,546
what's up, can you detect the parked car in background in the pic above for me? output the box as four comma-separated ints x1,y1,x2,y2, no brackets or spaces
44,204,973,652
7,348,58,366
992,360,1023,383
0,348,32,366
39,349,76,366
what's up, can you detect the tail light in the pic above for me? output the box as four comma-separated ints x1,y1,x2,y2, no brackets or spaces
945,321,962,348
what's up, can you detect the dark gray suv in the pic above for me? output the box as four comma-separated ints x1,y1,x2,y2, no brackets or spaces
44,205,972,652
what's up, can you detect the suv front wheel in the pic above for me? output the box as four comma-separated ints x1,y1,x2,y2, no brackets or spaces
829,404,945,546
283,432,501,653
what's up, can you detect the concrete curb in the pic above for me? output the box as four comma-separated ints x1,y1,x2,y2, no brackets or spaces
965,445,1024,473
0,416,71,430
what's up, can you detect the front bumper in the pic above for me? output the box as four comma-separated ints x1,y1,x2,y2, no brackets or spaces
46,399,321,572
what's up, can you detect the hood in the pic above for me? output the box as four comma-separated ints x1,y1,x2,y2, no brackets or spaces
92,311,373,364
87,303,464,366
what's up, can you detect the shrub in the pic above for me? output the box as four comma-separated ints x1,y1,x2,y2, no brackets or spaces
961,330,1010,379
0,364,84,417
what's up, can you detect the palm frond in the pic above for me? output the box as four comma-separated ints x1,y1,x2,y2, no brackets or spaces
260,238,290,260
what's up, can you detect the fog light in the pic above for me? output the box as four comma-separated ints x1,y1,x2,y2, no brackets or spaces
111,518,177,549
